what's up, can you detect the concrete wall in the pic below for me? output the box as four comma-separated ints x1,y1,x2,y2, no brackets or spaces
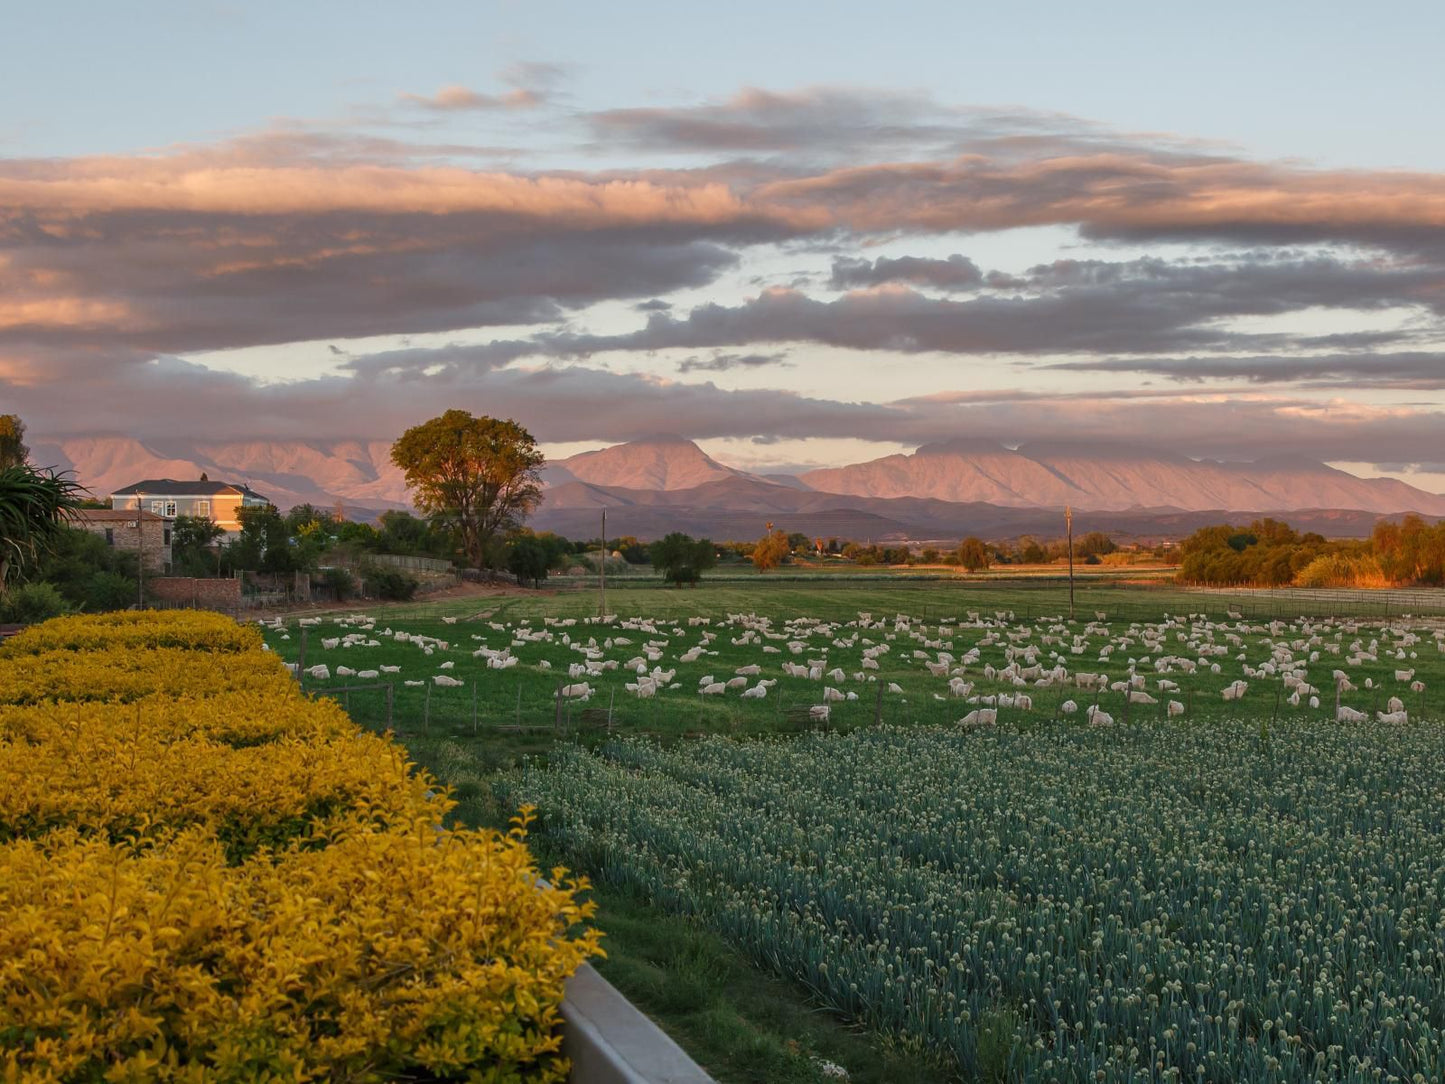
147,576,242,609
562,964,715,1084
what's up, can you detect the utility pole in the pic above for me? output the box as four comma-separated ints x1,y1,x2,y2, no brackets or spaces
599,507,606,618
136,503,145,609
1065,505,1075,621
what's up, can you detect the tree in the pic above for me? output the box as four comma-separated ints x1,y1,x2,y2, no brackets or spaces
0,465,87,596
0,415,28,469
391,412,544,569
1076,531,1118,558
170,515,225,577
233,504,304,575
33,527,138,611
751,528,791,572
507,535,551,588
957,536,990,572
651,532,717,586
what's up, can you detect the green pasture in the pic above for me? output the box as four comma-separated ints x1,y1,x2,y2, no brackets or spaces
263,579,1445,748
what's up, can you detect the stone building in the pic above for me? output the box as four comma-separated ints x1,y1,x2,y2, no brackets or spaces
72,508,172,573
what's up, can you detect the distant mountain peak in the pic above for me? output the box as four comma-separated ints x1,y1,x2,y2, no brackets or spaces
554,436,759,492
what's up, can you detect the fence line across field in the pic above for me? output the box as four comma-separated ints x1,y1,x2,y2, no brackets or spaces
293,665,1428,747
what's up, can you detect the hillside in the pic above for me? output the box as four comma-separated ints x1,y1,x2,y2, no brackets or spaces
799,440,1445,516
33,432,1445,540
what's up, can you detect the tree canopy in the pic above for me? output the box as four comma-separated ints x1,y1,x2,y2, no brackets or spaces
956,536,991,572
651,532,717,586
750,528,791,572
0,415,28,470
391,412,544,569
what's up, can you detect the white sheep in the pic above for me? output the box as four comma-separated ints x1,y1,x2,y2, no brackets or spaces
1336,705,1368,723
1376,709,1409,724
433,675,464,687
1167,699,1185,717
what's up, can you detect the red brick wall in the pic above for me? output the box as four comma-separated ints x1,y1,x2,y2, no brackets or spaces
148,577,242,609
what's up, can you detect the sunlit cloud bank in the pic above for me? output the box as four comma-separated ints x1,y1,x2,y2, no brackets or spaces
4,84,1445,474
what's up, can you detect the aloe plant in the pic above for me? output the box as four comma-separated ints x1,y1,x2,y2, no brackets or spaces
0,465,88,595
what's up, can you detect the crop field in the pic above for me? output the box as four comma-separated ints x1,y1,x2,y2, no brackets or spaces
517,722,1445,1082
258,580,1445,1081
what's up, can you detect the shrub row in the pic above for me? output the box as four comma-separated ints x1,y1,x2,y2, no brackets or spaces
0,611,599,1083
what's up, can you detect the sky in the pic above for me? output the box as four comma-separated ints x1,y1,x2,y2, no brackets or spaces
4,1,1445,486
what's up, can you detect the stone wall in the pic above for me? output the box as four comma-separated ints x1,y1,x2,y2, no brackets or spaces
147,577,242,610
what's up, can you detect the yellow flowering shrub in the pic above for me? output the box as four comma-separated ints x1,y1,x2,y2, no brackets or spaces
0,719,439,853
0,609,264,656
0,613,601,1080
0,689,352,748
0,647,293,705
0,814,600,1083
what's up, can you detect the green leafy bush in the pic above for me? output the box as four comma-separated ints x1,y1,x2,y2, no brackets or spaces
0,582,68,624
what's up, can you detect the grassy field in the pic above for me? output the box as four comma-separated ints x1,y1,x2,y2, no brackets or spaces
258,576,1445,1082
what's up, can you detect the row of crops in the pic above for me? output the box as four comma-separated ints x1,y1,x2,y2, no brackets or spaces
0,611,599,1082
516,721,1445,1082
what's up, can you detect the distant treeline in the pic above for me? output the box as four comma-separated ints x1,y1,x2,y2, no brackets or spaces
1176,516,1445,588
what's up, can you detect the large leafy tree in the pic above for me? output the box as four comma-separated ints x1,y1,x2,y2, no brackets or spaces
0,465,87,595
390,412,544,569
750,528,791,572
651,532,717,587
956,536,991,572
0,415,28,470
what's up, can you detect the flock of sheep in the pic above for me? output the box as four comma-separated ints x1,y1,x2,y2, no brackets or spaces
259,605,1441,731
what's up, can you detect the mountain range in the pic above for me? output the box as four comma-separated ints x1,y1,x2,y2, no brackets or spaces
31,434,1445,541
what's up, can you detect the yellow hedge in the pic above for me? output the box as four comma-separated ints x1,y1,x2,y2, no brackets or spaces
0,612,600,1081
0,610,264,657
0,647,293,705
0,720,438,852
0,816,600,1083
0,690,352,748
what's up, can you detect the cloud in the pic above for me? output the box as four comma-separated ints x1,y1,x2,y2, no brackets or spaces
676,351,789,373
828,254,983,291
539,254,1442,358
1047,351,1445,388
15,348,1445,469
400,84,542,111
398,67,566,113
6,81,1445,471
585,86,1183,163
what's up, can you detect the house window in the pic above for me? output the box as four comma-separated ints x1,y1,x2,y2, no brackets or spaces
163,528,172,546
105,528,115,546
196,500,210,516
163,501,177,517
151,501,166,514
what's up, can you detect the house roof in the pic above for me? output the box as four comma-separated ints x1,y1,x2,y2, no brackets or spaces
75,508,169,523
111,478,270,502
